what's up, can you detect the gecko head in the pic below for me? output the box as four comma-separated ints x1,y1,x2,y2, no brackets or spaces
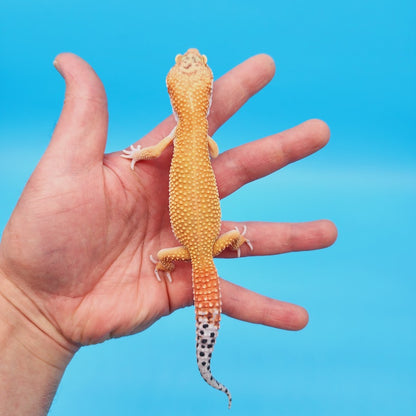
166,49,213,117
174,48,208,74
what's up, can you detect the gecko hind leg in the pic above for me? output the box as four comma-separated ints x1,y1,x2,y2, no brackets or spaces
213,225,253,258
150,245,190,283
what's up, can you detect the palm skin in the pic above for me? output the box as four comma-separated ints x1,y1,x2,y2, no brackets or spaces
0,53,336,352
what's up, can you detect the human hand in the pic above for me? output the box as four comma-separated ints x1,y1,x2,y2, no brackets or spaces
0,53,336,357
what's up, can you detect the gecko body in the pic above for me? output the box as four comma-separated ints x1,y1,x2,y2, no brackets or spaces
122,49,252,408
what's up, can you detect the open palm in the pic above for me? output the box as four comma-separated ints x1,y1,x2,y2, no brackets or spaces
0,53,336,350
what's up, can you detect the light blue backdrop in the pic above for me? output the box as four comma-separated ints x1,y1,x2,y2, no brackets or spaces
0,0,415,415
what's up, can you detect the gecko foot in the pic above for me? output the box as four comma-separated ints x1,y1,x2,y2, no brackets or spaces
120,144,142,170
150,255,173,283
234,225,253,258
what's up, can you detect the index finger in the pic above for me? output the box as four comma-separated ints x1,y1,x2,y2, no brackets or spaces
208,53,275,134
133,54,276,146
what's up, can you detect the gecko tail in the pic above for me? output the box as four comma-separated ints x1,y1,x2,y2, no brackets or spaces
193,262,232,407
196,316,232,408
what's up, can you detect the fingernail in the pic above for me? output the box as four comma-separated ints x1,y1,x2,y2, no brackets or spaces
53,57,62,75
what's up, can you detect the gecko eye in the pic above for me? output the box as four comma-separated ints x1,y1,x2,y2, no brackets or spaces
175,54,182,63
202,55,208,64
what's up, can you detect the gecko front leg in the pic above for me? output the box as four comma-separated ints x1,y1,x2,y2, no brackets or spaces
121,128,176,169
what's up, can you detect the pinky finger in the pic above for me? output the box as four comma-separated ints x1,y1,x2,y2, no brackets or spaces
220,279,309,331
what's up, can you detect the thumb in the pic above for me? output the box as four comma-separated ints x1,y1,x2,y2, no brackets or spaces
46,53,108,170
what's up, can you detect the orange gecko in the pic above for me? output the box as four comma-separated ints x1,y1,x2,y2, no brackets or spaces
121,48,252,408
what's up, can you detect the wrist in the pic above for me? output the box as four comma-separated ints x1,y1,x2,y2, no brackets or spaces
0,268,77,367
0,269,77,415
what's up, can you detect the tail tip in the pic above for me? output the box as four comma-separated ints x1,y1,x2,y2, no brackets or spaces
218,383,232,408
226,390,232,409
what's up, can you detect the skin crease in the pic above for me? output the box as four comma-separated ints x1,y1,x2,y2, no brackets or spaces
0,52,337,415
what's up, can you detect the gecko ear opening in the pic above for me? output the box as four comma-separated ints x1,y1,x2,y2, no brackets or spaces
175,54,182,63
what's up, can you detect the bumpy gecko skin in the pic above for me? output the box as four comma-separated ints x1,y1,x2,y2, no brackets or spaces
121,49,252,408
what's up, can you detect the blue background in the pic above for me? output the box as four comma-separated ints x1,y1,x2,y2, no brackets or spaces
1,0,415,415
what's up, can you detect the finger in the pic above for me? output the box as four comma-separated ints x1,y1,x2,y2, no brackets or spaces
221,279,309,331
48,53,108,169
208,53,275,134
217,220,338,258
214,119,331,198
131,54,275,148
